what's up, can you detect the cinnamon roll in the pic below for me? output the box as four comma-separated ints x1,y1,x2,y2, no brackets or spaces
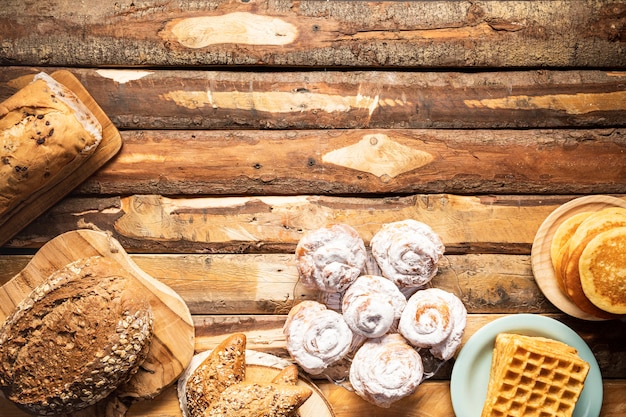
295,224,367,292
283,301,354,375
341,275,407,338
349,333,424,408
398,288,467,360
370,219,445,288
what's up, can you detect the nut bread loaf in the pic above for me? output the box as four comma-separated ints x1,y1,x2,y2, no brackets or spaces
0,72,102,221
0,256,153,415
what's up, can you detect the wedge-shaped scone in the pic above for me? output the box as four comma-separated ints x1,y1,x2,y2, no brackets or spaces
184,333,246,417
271,364,300,386
580,226,626,314
205,382,312,417
481,333,589,417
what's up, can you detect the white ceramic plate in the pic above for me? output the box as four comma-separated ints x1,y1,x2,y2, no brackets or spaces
450,315,602,417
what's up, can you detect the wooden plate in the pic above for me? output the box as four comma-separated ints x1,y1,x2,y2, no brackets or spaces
0,229,195,414
177,350,335,417
531,195,626,320
0,70,122,247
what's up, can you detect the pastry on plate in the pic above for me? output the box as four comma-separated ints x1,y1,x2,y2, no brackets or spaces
295,224,367,292
398,287,467,360
370,219,445,288
341,274,407,338
205,381,312,417
181,333,246,417
283,300,354,375
349,333,424,408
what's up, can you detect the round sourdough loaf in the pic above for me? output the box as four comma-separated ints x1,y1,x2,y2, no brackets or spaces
0,256,153,415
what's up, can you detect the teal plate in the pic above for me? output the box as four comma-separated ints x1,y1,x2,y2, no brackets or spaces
450,314,602,417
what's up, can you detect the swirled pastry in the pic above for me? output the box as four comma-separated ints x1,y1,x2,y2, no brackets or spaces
341,275,407,338
349,333,424,408
370,219,445,288
295,224,367,292
399,288,467,360
283,301,354,375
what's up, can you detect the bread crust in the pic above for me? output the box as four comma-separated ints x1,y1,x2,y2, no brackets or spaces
183,333,246,417
205,382,312,417
0,72,102,220
0,256,153,415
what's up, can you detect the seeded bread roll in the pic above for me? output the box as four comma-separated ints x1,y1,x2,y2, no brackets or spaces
0,72,102,221
0,256,153,415
205,382,312,417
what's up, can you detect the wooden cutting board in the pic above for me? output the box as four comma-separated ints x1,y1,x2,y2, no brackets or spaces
0,70,122,247
0,229,195,416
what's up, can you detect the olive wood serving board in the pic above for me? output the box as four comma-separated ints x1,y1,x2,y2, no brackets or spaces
0,70,123,247
531,195,626,321
0,229,195,416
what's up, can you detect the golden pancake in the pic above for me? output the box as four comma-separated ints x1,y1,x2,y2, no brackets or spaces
561,208,626,319
579,226,626,315
550,212,592,292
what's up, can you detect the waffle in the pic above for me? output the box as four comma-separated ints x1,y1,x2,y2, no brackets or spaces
481,333,590,417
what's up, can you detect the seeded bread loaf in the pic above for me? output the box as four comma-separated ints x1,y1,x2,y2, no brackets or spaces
0,72,102,221
0,256,153,415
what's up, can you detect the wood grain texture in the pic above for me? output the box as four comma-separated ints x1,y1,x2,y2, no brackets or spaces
1,68,625,130
0,0,624,68
1,1,626,416
5,194,626,253
0,253,550,316
63,128,626,196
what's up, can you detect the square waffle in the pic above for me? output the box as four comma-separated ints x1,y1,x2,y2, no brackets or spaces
481,333,590,417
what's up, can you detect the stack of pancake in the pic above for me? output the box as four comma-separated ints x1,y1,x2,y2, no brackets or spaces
481,333,589,417
551,207,626,319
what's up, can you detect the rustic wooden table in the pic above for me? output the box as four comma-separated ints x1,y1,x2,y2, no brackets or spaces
1,1,626,416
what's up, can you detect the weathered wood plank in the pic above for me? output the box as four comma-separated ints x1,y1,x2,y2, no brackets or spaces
0,253,553,315
61,128,626,196
0,0,624,68
2,68,625,129
4,194,614,253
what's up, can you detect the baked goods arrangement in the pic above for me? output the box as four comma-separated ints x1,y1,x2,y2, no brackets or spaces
285,220,467,407
481,333,590,417
0,72,103,221
0,70,122,248
0,229,196,417
0,256,152,415
548,205,626,319
178,333,313,417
